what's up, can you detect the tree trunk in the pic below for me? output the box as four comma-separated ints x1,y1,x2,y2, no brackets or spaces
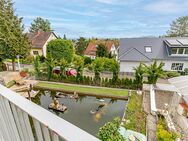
12,58,15,71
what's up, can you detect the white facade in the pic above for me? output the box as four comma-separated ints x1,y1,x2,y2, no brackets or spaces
120,60,188,72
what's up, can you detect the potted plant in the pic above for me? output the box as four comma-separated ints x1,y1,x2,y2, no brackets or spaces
20,68,29,77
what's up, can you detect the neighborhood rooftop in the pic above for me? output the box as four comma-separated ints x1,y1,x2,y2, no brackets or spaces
119,37,188,62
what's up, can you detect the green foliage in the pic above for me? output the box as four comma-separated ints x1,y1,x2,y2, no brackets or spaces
103,58,119,83
157,116,179,141
125,93,146,134
47,39,74,63
144,61,164,84
39,55,46,63
162,71,180,79
59,58,69,79
73,55,84,82
75,37,88,55
84,56,92,66
92,58,105,83
0,0,30,71
29,17,51,33
98,117,124,141
0,58,6,71
96,43,108,57
133,63,145,89
166,16,188,37
34,56,40,77
45,53,57,80
185,68,188,75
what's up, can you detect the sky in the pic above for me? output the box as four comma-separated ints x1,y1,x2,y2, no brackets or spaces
14,0,188,38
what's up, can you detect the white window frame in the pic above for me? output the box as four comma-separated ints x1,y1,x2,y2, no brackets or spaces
171,63,184,71
171,48,188,55
145,46,152,53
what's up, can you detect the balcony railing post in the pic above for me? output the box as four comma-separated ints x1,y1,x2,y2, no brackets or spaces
33,118,44,141
42,124,51,141
0,95,21,141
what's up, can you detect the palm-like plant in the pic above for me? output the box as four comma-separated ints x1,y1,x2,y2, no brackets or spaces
133,63,145,88
59,58,69,79
144,61,164,84
45,53,56,80
73,55,84,82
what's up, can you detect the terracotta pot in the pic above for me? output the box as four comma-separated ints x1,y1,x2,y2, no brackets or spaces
20,71,27,77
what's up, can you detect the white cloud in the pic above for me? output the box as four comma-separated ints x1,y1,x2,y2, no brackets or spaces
96,0,115,4
20,15,75,22
144,0,188,14
96,0,143,5
61,7,98,16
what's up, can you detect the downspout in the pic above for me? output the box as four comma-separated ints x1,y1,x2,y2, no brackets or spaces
150,84,157,114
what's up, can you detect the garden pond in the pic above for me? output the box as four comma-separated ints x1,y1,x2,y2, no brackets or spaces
33,90,127,136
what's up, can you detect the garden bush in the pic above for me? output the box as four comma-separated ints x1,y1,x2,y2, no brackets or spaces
98,118,124,141
37,72,138,90
184,68,188,75
157,116,179,141
162,71,180,79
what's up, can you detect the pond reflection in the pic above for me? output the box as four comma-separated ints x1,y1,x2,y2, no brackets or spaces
33,91,127,136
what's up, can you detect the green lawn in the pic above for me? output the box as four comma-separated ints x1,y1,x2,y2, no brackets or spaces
35,82,128,96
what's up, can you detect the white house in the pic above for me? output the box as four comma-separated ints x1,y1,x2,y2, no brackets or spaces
27,31,57,57
119,38,188,73
84,41,117,59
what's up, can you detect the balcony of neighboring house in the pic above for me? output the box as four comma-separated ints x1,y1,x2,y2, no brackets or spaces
0,84,100,141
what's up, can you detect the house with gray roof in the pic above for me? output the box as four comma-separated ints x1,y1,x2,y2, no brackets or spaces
118,37,188,72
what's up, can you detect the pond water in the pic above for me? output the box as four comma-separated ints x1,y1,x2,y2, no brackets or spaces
33,91,127,136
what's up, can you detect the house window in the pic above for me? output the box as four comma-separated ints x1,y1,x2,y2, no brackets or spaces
178,48,184,54
171,63,184,71
185,49,188,54
33,51,39,55
171,48,178,54
171,48,188,55
145,46,152,53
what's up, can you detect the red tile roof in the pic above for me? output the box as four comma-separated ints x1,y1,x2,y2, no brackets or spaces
26,32,56,49
84,41,114,56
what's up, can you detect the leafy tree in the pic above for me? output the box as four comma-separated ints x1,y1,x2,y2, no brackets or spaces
96,43,108,57
75,37,88,55
91,58,104,83
144,61,164,84
0,0,30,71
133,63,145,89
166,16,188,37
34,56,40,77
98,117,124,141
47,39,74,63
73,55,84,82
103,58,119,82
29,17,51,33
84,56,92,66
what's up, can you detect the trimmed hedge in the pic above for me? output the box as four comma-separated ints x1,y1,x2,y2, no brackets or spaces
36,73,139,90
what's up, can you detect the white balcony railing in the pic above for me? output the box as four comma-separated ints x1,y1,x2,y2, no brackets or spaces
0,84,100,141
